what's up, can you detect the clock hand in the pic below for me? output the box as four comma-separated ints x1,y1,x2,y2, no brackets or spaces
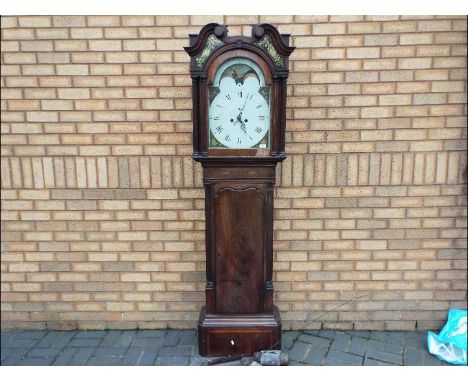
239,121,248,135
239,93,250,112
237,110,250,130
235,115,248,135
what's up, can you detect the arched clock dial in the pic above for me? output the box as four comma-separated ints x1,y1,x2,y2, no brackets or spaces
208,58,270,149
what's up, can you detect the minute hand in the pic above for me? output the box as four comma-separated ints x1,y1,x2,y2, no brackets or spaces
239,92,250,112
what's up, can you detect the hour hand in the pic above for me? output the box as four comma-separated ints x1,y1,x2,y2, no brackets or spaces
235,114,247,134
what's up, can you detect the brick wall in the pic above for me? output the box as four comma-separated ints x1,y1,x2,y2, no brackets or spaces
1,15,466,331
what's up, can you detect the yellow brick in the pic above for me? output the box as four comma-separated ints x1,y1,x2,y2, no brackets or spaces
156,15,189,26
347,47,380,58
348,22,381,34
55,40,88,51
294,36,327,48
329,35,363,47
89,40,122,51
70,28,103,39
87,16,120,27
0,16,466,332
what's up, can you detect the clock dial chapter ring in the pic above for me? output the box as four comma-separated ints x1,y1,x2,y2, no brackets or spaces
208,58,270,149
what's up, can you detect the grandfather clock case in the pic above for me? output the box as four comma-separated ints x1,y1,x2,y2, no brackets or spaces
185,23,295,357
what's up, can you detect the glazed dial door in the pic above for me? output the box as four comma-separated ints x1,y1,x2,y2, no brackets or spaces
208,58,270,149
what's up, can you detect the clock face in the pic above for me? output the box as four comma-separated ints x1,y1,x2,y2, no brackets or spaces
208,58,270,149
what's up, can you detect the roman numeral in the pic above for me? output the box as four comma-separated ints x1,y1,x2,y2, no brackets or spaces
213,116,220,120
216,126,223,132
256,104,262,109
225,134,230,142
255,127,262,133
237,137,242,144
258,115,265,120
216,104,223,108
225,94,231,100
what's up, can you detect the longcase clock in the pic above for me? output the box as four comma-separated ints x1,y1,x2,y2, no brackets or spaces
184,23,295,357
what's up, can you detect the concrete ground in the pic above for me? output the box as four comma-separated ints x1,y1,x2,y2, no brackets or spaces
0,329,452,366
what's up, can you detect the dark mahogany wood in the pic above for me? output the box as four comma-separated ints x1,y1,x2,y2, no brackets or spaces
198,306,281,357
214,187,265,314
185,24,294,357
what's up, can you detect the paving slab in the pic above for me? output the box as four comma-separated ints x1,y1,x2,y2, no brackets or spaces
5,338,40,349
316,330,336,340
74,330,106,339
87,356,123,366
137,348,159,366
348,335,368,356
50,331,76,348
113,331,134,347
19,357,55,366
288,340,311,363
386,331,407,345
404,331,427,350
13,331,47,340
27,347,62,358
68,338,102,348
369,331,389,342
52,348,78,366
163,330,181,346
100,330,122,347
69,347,96,366
0,331,16,346
35,331,64,348
121,348,143,366
281,331,300,350
131,337,164,348
331,332,352,351
1,348,30,366
298,332,332,348
364,357,398,366
179,330,197,345
365,347,402,365
0,347,14,362
346,330,370,338
324,349,363,366
303,345,328,366
189,356,208,366
0,329,456,366
367,338,403,355
92,347,128,357
158,345,194,357
135,330,165,338
157,356,190,366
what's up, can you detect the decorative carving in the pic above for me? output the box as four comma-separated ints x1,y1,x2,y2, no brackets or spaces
251,23,296,58
214,24,228,39
215,186,265,199
195,34,223,68
256,35,284,68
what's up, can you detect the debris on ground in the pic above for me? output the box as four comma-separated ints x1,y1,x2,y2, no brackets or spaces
428,309,467,365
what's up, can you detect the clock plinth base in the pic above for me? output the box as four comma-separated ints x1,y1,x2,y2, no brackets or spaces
197,306,281,357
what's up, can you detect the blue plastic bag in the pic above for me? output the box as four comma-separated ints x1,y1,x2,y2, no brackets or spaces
427,309,467,365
